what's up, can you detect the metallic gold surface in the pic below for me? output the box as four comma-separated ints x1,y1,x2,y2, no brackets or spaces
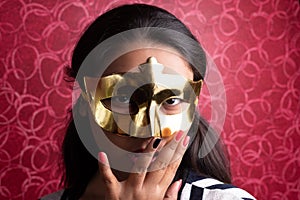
83,57,203,138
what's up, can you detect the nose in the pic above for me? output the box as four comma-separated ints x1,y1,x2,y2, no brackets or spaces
129,100,162,138
149,101,161,138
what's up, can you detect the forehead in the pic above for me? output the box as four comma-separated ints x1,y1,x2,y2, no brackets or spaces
103,48,193,80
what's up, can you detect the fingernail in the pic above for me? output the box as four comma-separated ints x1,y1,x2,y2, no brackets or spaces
98,152,108,164
177,179,182,191
152,138,161,149
183,136,190,147
175,131,184,142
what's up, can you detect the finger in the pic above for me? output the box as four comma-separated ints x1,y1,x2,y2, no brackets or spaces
127,138,161,187
164,179,182,200
131,138,160,173
171,135,190,163
160,136,189,187
144,131,185,187
149,131,185,172
98,152,119,198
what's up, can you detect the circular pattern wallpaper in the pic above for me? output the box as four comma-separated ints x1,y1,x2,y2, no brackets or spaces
0,0,299,199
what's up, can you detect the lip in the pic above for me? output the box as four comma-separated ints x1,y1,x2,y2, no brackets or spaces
127,151,159,164
128,153,138,163
130,138,155,153
133,148,147,153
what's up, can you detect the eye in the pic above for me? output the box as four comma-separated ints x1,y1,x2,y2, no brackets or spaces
112,96,130,104
164,98,181,106
161,98,185,115
101,96,138,114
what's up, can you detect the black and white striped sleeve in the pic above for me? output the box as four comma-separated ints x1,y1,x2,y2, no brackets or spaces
180,176,256,200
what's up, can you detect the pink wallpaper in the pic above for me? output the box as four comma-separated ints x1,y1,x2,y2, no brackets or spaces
0,0,299,199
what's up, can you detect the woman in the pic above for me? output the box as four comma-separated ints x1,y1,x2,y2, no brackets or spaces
42,3,255,200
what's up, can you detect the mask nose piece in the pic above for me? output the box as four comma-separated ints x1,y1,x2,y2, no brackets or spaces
149,101,161,138
147,56,158,64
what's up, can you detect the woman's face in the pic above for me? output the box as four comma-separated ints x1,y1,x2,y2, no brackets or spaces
98,48,194,153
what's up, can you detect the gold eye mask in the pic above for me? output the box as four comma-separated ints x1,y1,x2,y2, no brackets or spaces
82,57,203,138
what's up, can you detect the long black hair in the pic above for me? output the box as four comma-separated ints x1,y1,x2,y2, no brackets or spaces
62,3,231,198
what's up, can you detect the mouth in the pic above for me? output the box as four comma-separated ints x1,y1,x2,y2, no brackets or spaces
133,148,147,153
127,151,159,164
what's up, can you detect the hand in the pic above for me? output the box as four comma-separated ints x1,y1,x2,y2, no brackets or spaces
98,131,190,200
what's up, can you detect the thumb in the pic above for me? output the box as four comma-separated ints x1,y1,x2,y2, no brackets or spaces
164,179,182,200
98,152,119,199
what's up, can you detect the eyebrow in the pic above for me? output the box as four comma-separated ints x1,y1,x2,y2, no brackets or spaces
102,68,185,77
152,89,182,104
102,67,142,77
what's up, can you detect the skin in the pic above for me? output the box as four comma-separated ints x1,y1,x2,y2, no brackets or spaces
80,48,194,200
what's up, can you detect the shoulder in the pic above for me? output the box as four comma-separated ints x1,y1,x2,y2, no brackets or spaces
180,171,256,200
40,190,65,200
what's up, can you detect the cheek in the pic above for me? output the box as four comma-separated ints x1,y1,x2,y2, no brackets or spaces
103,130,131,150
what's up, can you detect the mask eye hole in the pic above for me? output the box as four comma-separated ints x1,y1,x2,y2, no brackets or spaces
164,98,181,106
113,96,130,104
101,96,138,114
160,97,187,115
